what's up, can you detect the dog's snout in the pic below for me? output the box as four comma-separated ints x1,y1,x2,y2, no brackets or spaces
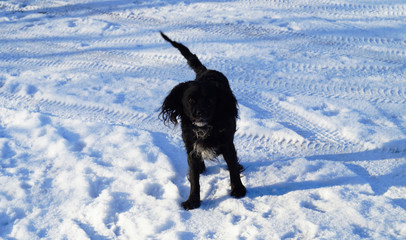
196,109,207,118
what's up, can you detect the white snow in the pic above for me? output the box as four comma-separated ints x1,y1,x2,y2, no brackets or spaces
1,0,406,239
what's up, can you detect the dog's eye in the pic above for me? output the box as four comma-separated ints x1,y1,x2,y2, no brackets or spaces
188,98,196,104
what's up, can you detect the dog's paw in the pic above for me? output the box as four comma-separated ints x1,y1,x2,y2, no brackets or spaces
182,199,201,210
231,185,247,198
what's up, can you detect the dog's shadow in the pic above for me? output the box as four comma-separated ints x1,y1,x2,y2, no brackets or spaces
152,130,406,211
204,139,406,210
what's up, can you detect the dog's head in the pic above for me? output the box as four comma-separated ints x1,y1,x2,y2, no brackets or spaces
160,80,238,127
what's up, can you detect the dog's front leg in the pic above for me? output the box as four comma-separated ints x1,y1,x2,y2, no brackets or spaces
182,154,202,210
223,143,247,198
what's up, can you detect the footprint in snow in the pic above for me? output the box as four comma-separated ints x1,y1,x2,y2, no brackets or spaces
144,182,165,199
57,127,86,152
87,175,113,199
300,200,326,213
0,140,16,159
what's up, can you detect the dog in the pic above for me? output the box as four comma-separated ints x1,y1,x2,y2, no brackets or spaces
159,32,246,210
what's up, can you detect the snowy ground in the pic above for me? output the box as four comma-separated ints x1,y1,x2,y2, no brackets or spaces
1,0,406,239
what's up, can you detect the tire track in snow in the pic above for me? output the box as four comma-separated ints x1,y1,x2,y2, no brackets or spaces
0,90,163,132
170,20,406,68
278,62,403,77
241,0,406,19
238,77,406,105
0,45,189,78
0,2,42,12
235,87,406,157
5,49,401,105
0,57,174,78
158,1,405,66
6,0,404,62
235,88,364,156
268,77,406,105
308,35,406,65
3,4,404,79
91,6,164,26
321,36,406,51
0,1,156,23
219,58,406,105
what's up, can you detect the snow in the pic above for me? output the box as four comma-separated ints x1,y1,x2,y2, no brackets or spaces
1,0,406,239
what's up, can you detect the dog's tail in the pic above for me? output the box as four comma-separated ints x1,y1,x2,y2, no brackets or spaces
160,31,207,76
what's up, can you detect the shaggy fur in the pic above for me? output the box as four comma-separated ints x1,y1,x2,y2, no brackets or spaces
159,32,246,210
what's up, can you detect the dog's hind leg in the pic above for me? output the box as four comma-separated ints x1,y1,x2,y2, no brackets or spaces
223,144,247,198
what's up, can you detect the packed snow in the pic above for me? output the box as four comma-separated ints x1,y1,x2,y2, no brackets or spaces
1,0,406,239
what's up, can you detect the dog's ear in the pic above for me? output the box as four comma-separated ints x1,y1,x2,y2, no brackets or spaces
160,81,191,126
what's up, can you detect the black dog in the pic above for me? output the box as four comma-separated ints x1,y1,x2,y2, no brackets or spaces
159,32,246,210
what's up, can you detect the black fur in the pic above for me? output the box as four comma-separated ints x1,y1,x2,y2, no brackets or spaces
159,32,246,210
